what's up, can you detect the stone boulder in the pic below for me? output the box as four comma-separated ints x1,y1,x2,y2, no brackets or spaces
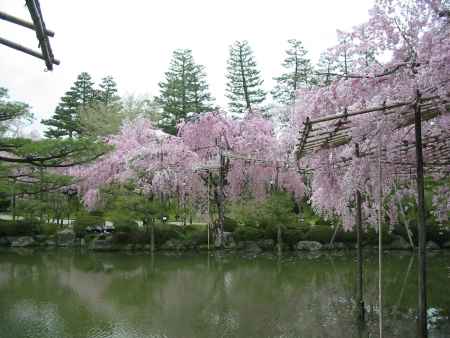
223,232,237,249
214,232,236,249
89,235,116,251
388,235,411,250
160,239,186,251
296,241,322,251
426,241,440,250
0,237,11,246
45,239,56,246
197,244,212,251
240,241,262,254
34,235,48,243
57,229,76,247
10,236,35,247
442,241,450,249
322,242,347,250
257,239,275,251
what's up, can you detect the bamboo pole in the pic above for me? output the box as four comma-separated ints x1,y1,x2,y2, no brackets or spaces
354,143,365,322
207,172,211,251
414,91,428,338
378,134,384,338
0,10,55,36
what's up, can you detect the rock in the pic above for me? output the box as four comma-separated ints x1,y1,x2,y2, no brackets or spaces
322,242,347,250
124,244,134,251
10,236,35,248
89,236,116,251
56,229,76,247
241,241,262,254
198,244,212,251
442,241,450,249
296,241,322,251
257,239,275,251
224,232,236,249
45,240,56,246
426,241,440,250
34,235,48,242
0,237,11,246
160,239,186,251
212,232,237,249
388,235,411,250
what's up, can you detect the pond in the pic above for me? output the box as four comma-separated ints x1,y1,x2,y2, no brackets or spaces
0,249,448,338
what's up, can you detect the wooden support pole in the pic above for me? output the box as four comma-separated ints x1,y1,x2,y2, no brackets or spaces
378,134,384,338
354,143,365,322
414,91,428,338
0,36,60,65
0,10,55,36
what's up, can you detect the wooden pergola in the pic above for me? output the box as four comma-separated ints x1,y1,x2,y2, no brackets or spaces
0,0,59,70
295,92,450,338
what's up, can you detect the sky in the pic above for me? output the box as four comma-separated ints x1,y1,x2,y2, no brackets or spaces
0,0,374,134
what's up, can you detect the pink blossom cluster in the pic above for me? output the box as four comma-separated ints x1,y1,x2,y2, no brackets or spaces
289,0,450,228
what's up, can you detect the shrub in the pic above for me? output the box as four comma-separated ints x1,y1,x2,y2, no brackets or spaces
282,228,304,247
154,224,183,245
41,222,58,236
73,214,105,237
112,231,132,244
224,217,238,232
393,220,450,246
114,220,139,233
233,226,266,241
185,228,208,245
0,219,38,236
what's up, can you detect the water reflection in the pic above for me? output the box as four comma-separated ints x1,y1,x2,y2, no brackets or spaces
0,250,448,338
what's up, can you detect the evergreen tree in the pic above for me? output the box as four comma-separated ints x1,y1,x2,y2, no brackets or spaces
271,39,314,106
316,51,339,86
157,49,213,135
226,40,266,114
97,75,120,107
190,64,214,114
42,72,95,138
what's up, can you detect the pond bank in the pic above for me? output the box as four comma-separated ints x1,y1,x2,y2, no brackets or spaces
1,231,449,253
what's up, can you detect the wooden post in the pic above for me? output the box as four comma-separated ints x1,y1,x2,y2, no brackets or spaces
378,135,383,338
207,172,211,251
414,91,428,338
216,148,226,247
354,143,365,322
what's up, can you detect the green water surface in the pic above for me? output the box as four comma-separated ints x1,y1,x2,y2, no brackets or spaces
0,249,448,338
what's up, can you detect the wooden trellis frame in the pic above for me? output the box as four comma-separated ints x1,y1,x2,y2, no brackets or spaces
0,0,59,70
295,93,450,338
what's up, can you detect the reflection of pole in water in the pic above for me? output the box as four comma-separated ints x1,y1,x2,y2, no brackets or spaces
394,254,414,314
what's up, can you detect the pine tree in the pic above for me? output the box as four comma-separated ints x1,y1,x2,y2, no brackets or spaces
271,39,314,106
157,49,213,135
316,51,339,86
226,40,266,114
97,76,120,107
190,64,214,114
42,72,95,138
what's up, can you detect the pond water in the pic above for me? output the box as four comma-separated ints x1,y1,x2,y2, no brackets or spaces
0,249,448,338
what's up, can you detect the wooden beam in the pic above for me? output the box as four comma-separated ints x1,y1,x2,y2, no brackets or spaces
414,91,428,338
0,36,60,65
25,0,57,70
0,10,55,37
